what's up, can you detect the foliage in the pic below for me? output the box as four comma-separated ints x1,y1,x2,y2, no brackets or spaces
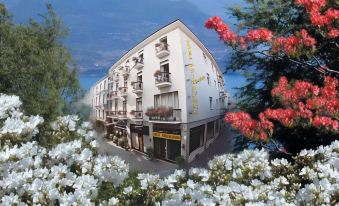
145,107,174,119
0,3,83,122
225,76,338,153
205,0,338,115
206,0,338,152
1,93,339,205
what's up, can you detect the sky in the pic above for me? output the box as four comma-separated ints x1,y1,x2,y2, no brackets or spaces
186,0,242,17
0,0,247,95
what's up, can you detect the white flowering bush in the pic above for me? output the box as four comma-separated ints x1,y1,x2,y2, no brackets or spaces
0,94,129,205
0,94,44,146
1,94,338,205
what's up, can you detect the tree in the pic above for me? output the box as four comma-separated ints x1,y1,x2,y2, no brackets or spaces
213,0,338,115
205,0,338,153
0,3,83,122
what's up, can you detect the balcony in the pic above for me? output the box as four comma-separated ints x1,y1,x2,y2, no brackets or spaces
121,66,130,78
155,42,170,58
108,91,119,100
219,91,227,97
118,111,128,119
100,89,108,94
132,82,143,95
133,57,144,70
119,87,128,98
130,110,143,120
107,111,118,118
103,103,109,110
155,72,172,88
146,107,181,123
113,74,120,82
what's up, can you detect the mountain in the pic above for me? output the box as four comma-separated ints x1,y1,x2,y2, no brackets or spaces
0,0,232,75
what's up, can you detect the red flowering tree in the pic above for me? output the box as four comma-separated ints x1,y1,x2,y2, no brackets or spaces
206,0,338,153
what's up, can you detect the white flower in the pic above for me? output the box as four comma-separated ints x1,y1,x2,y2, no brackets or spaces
108,197,119,205
123,186,133,194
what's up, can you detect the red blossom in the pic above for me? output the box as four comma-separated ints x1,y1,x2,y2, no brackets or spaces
328,28,339,38
313,116,339,131
225,76,338,142
247,28,273,42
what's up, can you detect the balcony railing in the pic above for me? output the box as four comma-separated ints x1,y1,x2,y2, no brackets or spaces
108,91,119,99
100,89,108,94
118,111,127,119
119,87,128,97
155,42,170,58
132,82,143,94
155,72,172,88
147,108,181,122
131,110,143,119
133,57,144,70
121,66,130,77
113,74,120,82
219,91,227,97
107,111,118,117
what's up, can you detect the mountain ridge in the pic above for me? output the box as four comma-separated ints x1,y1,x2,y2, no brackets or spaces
0,0,230,75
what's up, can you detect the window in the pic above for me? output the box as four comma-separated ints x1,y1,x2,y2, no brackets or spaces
136,98,142,111
114,99,118,112
214,80,216,87
216,120,220,134
207,121,215,140
160,36,167,44
189,125,205,153
124,80,127,87
203,53,207,63
123,101,127,111
137,74,142,82
209,97,213,110
104,80,106,89
207,73,210,85
160,61,169,73
154,91,179,108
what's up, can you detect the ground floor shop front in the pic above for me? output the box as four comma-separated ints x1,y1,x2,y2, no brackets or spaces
102,116,224,163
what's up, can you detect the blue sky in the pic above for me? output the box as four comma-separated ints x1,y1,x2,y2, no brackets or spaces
1,0,246,95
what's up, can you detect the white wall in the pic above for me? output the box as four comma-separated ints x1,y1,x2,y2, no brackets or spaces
179,31,224,123
107,28,188,123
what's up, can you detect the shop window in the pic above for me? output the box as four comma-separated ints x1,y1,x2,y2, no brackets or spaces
189,125,205,153
207,121,215,140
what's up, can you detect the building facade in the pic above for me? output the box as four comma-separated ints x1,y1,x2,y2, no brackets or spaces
91,20,229,163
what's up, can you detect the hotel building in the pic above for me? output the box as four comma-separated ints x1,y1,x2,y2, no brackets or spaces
91,20,229,163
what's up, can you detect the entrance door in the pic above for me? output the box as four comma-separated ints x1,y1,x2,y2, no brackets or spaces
154,138,166,159
138,132,144,152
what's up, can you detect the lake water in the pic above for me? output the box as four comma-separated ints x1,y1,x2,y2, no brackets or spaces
79,73,246,98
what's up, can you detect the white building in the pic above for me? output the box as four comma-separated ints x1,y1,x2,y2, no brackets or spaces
91,20,229,163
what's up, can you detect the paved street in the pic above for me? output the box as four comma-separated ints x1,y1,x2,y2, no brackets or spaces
188,125,237,168
97,136,178,176
97,125,237,176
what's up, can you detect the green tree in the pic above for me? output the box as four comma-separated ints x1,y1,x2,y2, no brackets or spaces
0,3,83,122
226,0,338,115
